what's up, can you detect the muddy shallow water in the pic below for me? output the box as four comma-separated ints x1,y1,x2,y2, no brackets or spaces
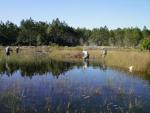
0,59,150,113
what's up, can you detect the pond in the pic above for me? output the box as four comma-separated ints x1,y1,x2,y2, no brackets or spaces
0,58,150,113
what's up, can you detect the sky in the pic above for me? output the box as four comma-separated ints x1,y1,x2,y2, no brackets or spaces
0,0,150,29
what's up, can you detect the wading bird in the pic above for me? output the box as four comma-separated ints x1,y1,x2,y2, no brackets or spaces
128,66,134,72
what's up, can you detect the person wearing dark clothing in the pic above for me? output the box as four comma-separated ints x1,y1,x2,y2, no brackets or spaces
5,46,13,56
16,46,19,54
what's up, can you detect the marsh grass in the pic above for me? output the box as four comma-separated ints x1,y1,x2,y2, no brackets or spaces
0,46,149,74
47,47,150,73
105,50,150,73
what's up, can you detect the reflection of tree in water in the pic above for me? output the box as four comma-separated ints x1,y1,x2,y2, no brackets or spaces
83,59,89,69
99,60,107,71
48,60,75,78
90,60,107,71
0,58,76,78
0,61,17,76
0,57,149,81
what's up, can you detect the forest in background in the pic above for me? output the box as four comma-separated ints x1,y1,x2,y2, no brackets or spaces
0,18,150,50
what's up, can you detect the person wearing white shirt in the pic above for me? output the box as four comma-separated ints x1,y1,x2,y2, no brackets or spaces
5,46,12,56
82,49,89,59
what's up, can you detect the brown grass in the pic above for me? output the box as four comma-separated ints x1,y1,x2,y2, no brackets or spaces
0,46,149,73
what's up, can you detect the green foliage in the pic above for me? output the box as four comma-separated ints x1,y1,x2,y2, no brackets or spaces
0,18,149,47
113,28,124,46
76,28,91,45
140,38,150,51
47,18,78,46
0,21,19,45
124,28,143,46
90,26,110,46
17,18,49,45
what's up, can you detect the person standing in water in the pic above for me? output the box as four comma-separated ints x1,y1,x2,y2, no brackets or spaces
82,48,89,59
5,46,13,56
16,46,20,54
101,48,107,58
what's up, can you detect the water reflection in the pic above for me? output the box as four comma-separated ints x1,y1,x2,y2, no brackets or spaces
99,60,107,71
0,57,150,113
0,57,149,80
83,59,89,69
5,62,11,76
0,59,77,78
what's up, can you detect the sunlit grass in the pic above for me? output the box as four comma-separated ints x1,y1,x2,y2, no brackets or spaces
0,46,149,74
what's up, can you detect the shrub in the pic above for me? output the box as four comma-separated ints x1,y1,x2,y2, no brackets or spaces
140,38,150,51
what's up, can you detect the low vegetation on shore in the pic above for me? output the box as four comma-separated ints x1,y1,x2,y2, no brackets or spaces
0,46,149,74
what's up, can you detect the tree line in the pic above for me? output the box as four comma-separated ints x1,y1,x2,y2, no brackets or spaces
0,18,150,50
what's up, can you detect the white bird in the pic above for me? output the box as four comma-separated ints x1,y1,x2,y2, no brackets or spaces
128,66,134,72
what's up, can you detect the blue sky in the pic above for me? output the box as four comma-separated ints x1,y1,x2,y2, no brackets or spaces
0,0,150,29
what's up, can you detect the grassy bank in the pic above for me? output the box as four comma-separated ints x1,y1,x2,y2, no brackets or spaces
0,46,150,73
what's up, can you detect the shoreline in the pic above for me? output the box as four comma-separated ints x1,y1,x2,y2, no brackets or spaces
0,46,150,74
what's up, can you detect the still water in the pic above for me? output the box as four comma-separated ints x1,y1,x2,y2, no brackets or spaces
0,58,150,113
